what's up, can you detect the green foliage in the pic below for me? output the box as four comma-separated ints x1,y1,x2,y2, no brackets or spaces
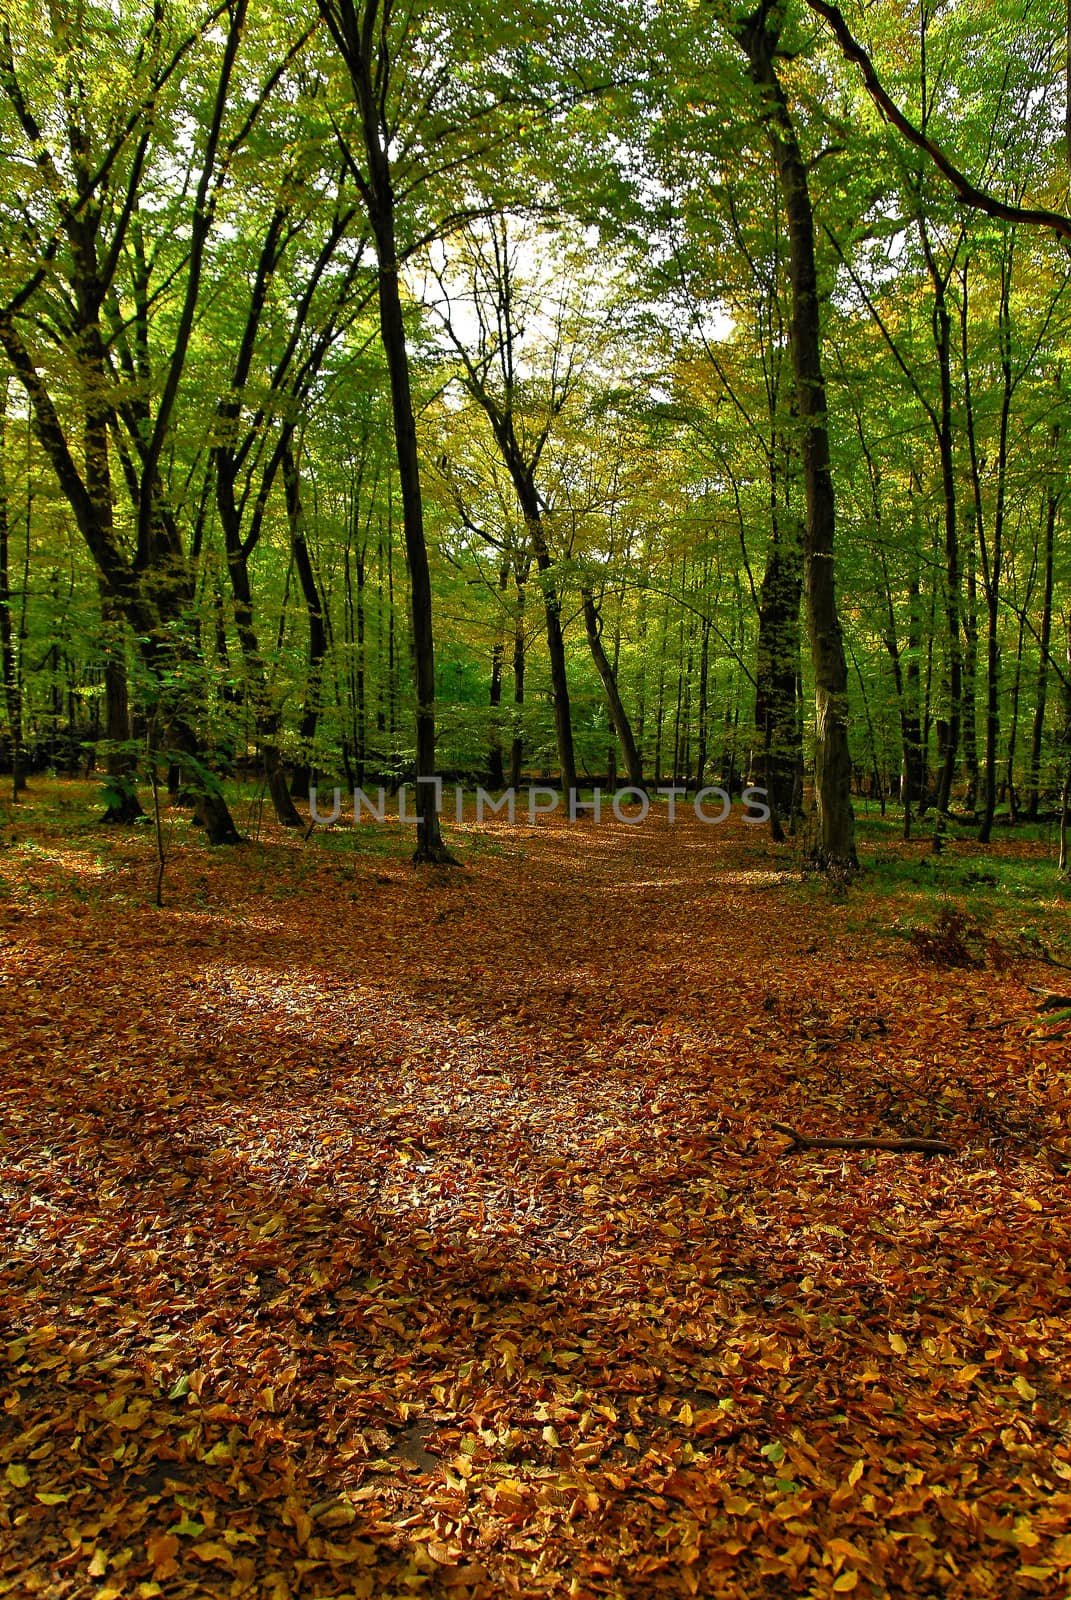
0,0,1068,875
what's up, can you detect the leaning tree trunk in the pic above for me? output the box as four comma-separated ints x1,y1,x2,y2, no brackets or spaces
530,534,577,794
582,586,644,790
506,474,576,797
739,7,856,870
283,444,329,801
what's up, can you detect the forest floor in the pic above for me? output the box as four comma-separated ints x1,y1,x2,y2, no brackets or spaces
1,781,1070,1600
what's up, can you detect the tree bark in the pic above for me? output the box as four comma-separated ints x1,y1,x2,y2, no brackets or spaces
284,444,329,804
520,488,577,796
510,567,526,790
0,379,26,798
1027,471,1059,819
737,6,856,870
317,0,453,863
582,586,644,790
755,512,803,840
487,560,509,788
98,589,143,823
980,288,1013,842
216,460,302,828
922,237,962,842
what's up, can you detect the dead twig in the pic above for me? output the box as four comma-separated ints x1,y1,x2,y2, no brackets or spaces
1027,986,1071,1009
771,1122,956,1156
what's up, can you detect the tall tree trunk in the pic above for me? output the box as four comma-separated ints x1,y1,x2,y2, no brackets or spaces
283,444,328,802
1060,624,1071,873
653,573,671,788
0,379,26,798
976,256,1014,845
738,7,856,869
519,490,577,795
962,544,979,809
1027,474,1059,820
582,585,644,790
879,544,924,840
320,0,453,862
755,512,803,841
923,242,962,845
1004,604,1027,823
217,464,302,828
694,616,711,791
98,590,143,822
510,569,526,791
374,219,446,851
487,561,509,788
635,579,649,768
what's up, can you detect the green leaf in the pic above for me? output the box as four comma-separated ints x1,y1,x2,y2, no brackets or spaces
172,1516,206,1537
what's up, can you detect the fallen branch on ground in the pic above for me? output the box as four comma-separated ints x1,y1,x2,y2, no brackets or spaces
771,1122,956,1155
1027,986,1071,1009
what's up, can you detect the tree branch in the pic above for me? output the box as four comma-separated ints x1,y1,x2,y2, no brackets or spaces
803,0,1071,242
771,1121,956,1155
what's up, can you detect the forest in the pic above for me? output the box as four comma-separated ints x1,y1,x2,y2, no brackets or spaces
0,0,1069,862
2,1,1071,1597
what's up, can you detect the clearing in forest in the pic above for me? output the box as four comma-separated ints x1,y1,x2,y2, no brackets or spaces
1,786,1070,1599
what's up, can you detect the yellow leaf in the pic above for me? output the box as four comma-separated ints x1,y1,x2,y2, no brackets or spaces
1013,1376,1037,1402
954,1365,982,1385
888,1334,908,1356
847,1459,864,1487
147,1532,180,1574
190,1542,233,1565
828,1539,867,1564
4,1464,29,1488
833,1573,859,1592
316,1501,356,1529
88,1550,109,1577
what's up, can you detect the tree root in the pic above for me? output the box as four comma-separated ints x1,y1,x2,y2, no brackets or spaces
771,1122,956,1156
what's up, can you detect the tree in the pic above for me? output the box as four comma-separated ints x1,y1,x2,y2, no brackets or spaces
313,0,465,862
730,2,857,869
0,0,267,841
